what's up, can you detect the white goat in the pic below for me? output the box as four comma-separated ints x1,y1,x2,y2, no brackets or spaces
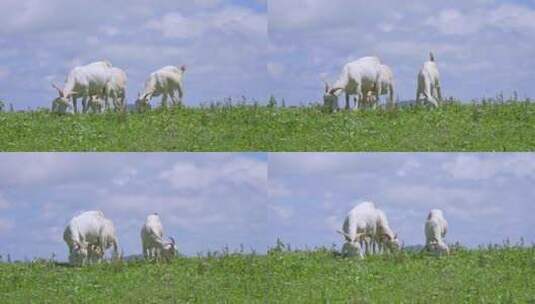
141,213,176,261
425,209,449,255
374,208,401,254
369,64,395,108
137,65,186,109
63,210,119,265
324,56,382,110
337,202,378,258
52,61,114,113
338,202,401,258
416,52,442,107
104,67,127,111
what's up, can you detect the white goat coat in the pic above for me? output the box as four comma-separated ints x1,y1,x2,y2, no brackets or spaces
54,61,114,113
340,202,378,258
417,55,442,107
330,56,382,109
141,214,175,260
375,64,395,105
339,202,400,258
139,66,185,108
63,210,119,265
374,208,400,252
104,67,127,111
425,209,449,254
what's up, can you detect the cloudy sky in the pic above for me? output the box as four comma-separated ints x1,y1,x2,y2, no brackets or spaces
0,153,269,261
0,0,269,110
268,153,535,250
2,1,534,109
268,0,535,104
1,153,534,260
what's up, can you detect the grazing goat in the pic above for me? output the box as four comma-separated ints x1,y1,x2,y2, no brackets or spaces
425,209,449,255
338,202,401,258
141,213,176,261
63,210,119,265
366,64,395,108
104,67,127,111
416,52,442,107
52,61,113,113
137,65,186,109
323,56,394,109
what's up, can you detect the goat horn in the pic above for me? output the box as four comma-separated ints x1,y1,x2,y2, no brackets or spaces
52,83,63,96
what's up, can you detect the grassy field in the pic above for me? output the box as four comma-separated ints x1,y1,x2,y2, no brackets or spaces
0,102,534,151
1,246,534,303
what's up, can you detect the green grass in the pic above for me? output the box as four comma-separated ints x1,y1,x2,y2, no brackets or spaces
1,247,534,303
0,102,534,151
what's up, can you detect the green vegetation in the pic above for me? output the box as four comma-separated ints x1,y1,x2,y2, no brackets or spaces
1,246,534,303
0,102,534,151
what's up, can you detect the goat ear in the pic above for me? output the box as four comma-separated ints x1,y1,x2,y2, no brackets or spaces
52,83,63,97
180,65,186,72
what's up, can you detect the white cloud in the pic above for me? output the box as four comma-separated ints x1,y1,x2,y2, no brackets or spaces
112,168,138,187
443,154,535,180
267,62,285,78
268,204,294,220
269,153,352,175
160,157,267,192
383,184,490,219
397,159,421,177
145,13,203,39
145,7,266,39
442,155,498,180
0,154,71,186
428,5,535,36
193,0,222,8
268,180,292,198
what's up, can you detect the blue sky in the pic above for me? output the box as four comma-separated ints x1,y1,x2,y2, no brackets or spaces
267,0,535,104
1,0,534,109
0,153,269,261
268,153,535,250
1,153,534,261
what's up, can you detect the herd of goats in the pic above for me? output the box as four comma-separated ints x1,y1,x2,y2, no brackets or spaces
50,52,442,114
51,62,186,114
323,53,442,111
64,201,449,265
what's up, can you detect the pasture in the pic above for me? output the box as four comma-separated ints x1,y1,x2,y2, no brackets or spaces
0,246,533,303
0,101,534,151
